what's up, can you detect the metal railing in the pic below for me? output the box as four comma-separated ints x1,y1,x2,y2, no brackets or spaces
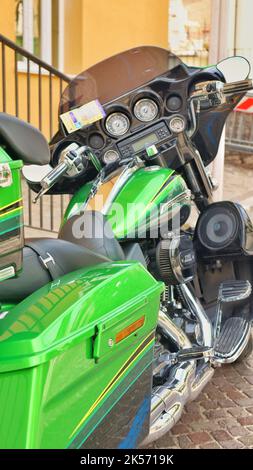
226,100,253,154
0,33,71,233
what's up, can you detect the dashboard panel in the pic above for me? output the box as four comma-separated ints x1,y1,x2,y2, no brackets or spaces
52,73,190,168
46,63,228,196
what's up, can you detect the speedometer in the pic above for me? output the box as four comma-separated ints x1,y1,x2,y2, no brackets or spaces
134,99,158,122
105,113,130,137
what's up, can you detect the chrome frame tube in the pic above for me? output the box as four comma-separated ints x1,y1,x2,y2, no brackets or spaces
178,283,213,347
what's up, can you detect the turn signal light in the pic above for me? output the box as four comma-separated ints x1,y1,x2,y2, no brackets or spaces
115,316,145,343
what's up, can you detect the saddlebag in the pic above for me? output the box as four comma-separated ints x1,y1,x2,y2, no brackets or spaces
0,261,163,448
0,147,23,281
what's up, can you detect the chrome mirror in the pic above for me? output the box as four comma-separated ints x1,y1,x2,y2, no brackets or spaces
217,56,251,82
22,164,53,183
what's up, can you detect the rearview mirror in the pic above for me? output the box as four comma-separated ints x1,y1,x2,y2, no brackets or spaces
22,164,52,183
217,56,251,83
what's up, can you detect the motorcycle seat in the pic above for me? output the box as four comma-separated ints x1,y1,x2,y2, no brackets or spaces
58,210,147,265
58,211,126,261
0,113,50,165
0,238,110,303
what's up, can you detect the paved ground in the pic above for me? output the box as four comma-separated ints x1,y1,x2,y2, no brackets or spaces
152,353,253,449
151,162,253,449
24,162,253,449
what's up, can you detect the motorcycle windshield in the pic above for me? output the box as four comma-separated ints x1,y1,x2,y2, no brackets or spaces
59,46,183,115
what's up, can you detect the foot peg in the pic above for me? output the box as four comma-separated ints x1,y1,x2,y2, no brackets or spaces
214,316,251,363
175,346,213,362
215,280,252,341
218,280,251,303
153,346,213,384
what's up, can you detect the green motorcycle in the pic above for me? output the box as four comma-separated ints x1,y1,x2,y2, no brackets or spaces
0,47,253,448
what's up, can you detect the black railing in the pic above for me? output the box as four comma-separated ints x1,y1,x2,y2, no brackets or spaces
0,33,71,234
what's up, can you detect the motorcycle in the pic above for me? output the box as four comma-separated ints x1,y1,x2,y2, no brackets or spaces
0,46,253,449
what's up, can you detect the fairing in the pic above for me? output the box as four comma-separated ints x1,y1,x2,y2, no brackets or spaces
59,46,183,114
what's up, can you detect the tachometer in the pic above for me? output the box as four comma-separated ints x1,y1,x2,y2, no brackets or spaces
134,99,158,122
105,113,130,137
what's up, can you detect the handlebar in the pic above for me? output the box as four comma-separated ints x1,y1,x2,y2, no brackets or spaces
40,161,69,191
223,79,253,94
191,78,253,101
187,78,253,137
33,145,91,203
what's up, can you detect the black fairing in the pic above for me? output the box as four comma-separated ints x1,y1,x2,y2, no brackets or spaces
192,92,245,166
33,52,246,194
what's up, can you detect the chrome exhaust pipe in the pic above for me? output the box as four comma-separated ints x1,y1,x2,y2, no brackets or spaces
142,309,214,446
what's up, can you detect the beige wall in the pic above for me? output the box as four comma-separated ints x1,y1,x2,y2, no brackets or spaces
64,0,83,75
0,2,16,116
0,0,15,40
81,0,169,69
0,1,66,138
1,0,169,137
63,0,169,74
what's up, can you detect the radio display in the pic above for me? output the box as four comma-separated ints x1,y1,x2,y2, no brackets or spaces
132,133,159,152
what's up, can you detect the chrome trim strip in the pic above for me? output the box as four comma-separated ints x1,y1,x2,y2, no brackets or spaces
102,162,144,215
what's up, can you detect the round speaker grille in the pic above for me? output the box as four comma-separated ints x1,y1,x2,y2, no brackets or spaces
197,205,239,251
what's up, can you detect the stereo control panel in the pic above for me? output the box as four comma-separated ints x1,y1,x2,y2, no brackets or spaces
117,122,171,159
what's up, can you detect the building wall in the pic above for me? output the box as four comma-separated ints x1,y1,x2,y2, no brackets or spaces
0,0,169,138
64,0,83,75
0,0,16,40
80,0,169,70
63,0,169,74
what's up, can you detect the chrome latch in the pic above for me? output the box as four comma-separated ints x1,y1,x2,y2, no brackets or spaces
0,163,12,187
39,252,56,269
0,266,15,281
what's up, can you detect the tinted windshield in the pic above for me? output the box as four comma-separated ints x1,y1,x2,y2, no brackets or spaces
59,46,183,115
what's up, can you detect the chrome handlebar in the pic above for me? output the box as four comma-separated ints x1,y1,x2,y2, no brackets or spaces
187,78,253,138
33,144,90,203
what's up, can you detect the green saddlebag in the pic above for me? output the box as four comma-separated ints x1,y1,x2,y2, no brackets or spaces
0,147,24,281
0,262,163,449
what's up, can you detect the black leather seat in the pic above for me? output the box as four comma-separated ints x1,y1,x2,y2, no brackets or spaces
59,211,147,265
0,113,50,165
0,212,147,303
0,238,109,302
58,211,126,261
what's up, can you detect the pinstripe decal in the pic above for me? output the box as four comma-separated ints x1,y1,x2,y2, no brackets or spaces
0,205,23,219
69,332,154,440
150,174,180,204
0,198,22,215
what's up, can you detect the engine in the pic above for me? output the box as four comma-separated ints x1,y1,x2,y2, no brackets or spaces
156,233,197,285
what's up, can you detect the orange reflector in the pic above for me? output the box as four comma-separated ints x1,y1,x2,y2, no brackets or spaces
116,316,145,344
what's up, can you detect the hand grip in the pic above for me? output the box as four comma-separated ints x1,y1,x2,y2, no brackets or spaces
223,79,253,95
41,161,69,190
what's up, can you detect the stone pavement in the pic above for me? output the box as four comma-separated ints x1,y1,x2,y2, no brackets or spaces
152,162,253,449
152,353,253,449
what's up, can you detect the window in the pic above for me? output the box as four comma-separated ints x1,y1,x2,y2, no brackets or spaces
169,0,211,66
15,0,64,70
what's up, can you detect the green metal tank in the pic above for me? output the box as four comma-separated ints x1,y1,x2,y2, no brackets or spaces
63,166,191,240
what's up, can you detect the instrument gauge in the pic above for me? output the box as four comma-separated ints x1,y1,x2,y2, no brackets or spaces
103,150,120,164
134,99,158,122
105,113,130,137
